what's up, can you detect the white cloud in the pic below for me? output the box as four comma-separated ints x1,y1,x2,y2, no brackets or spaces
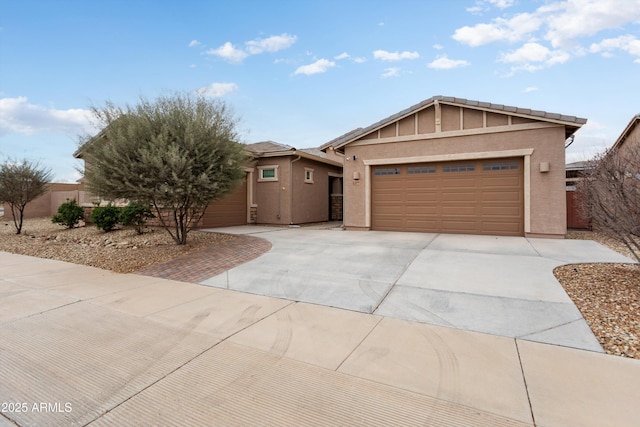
294,59,336,75
489,0,515,8
432,44,444,50
382,67,400,78
373,50,420,61
205,33,297,63
188,40,202,48
453,13,542,47
454,0,640,51
196,83,239,97
427,55,470,69
334,52,366,63
523,86,539,93
467,0,515,13
0,97,94,137
245,33,296,54
544,0,640,48
205,42,248,63
500,42,570,69
590,34,640,62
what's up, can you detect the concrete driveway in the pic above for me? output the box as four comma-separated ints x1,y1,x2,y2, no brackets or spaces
202,225,634,352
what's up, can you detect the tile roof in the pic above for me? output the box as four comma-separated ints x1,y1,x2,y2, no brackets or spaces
321,95,588,150
245,141,295,154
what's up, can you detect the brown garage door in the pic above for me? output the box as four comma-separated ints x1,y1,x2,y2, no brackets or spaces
372,158,524,236
198,178,247,228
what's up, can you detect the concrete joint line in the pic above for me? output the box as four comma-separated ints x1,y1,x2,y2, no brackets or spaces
3,298,82,326
515,339,538,427
335,316,384,372
87,339,223,425
517,317,585,339
524,238,543,258
88,300,295,426
372,237,437,314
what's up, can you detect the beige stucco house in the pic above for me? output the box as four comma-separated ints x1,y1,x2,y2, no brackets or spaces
74,139,344,229
199,141,343,228
321,96,587,238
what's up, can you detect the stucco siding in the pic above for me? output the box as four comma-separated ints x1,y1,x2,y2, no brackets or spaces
342,125,568,236
291,159,341,224
255,157,291,225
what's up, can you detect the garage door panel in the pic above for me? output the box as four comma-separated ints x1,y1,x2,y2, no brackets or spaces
482,221,522,233
441,206,476,216
482,191,521,202
406,218,439,230
442,179,476,188
442,191,477,202
372,157,523,236
406,206,437,215
441,219,479,233
199,178,247,228
482,206,521,216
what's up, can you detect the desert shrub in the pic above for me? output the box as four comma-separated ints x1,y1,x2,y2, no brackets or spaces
52,199,84,229
119,202,155,234
91,204,121,232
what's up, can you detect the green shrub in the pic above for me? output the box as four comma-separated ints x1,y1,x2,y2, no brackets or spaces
119,202,155,234
91,204,121,232
52,199,84,229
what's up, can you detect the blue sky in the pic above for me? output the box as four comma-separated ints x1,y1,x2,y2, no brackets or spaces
1,0,639,181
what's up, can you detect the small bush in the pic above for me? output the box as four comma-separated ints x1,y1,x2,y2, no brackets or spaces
52,199,84,229
119,202,155,234
91,204,121,232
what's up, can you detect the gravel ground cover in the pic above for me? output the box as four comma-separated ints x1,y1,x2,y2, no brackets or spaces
1,217,638,359
558,231,639,359
0,217,235,273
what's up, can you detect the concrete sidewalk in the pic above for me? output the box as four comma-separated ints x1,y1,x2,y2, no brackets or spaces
2,251,640,426
200,226,634,352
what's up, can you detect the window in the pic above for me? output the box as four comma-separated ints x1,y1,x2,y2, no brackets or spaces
374,167,401,176
258,165,279,182
407,166,436,174
304,168,314,184
443,164,475,173
483,161,519,171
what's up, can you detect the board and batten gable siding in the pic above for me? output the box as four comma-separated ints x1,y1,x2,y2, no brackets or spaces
341,103,570,237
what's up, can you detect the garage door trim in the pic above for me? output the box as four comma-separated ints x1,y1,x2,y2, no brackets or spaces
363,148,533,233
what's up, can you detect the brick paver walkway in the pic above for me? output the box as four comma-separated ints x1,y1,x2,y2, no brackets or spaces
137,233,271,283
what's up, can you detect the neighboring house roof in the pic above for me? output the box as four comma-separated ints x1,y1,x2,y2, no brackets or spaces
611,114,640,151
245,141,296,154
245,141,342,167
320,95,588,151
565,161,591,172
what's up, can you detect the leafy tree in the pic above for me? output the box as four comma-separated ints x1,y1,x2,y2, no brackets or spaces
91,204,121,232
81,93,245,244
578,143,640,263
120,201,155,234
0,159,53,234
52,199,85,228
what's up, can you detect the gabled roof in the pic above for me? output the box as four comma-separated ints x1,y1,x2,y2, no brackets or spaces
611,114,640,151
245,141,342,167
565,160,591,171
320,95,588,151
245,141,295,155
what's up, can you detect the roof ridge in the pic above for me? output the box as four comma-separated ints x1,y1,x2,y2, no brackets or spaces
322,95,587,150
